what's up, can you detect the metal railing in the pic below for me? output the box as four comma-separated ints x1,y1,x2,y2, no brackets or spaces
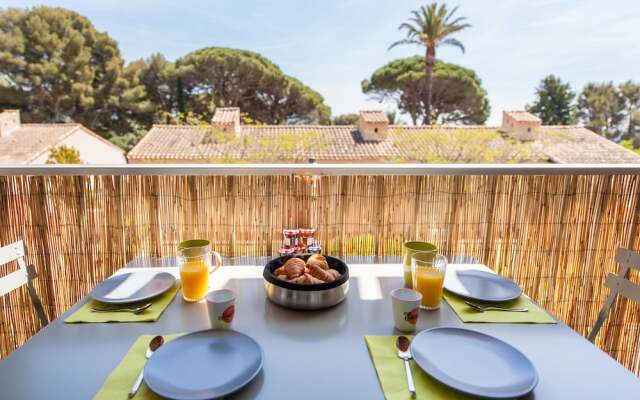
1,163,640,176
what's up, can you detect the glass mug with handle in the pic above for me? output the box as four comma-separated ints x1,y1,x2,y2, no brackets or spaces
177,240,223,302
402,241,437,288
411,251,447,310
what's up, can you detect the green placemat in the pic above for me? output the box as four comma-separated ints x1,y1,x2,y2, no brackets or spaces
365,336,476,400
94,333,182,400
443,292,556,324
65,284,180,323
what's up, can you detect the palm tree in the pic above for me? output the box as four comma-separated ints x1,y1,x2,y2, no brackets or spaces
389,3,470,125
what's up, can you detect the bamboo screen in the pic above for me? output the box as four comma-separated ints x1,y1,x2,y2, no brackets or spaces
1,174,639,374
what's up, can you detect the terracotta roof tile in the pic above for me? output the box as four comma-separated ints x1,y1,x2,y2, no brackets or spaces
128,124,640,164
212,108,240,124
505,111,542,123
541,126,640,163
0,124,80,163
359,110,388,124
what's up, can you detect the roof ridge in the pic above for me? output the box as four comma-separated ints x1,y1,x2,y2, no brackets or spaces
21,123,81,127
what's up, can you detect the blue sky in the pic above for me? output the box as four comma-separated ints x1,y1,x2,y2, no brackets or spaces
3,0,640,124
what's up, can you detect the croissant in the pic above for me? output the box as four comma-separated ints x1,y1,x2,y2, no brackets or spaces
307,274,325,284
308,264,335,282
327,269,341,280
307,254,327,265
307,258,329,271
282,257,306,279
274,266,285,276
289,273,312,285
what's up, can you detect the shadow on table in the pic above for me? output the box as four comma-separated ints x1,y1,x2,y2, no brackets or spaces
228,369,265,398
261,296,349,342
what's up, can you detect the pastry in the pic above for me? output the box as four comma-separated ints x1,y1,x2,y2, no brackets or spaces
290,273,313,285
307,254,326,265
308,264,335,282
327,269,341,280
282,257,306,279
306,257,329,271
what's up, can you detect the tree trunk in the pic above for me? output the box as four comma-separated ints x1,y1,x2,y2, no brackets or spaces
424,46,436,125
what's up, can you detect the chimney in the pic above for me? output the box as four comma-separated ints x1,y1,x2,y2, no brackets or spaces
357,110,388,142
501,111,541,141
211,107,241,135
0,110,20,138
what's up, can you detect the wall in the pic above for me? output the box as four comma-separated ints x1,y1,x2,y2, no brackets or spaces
30,129,126,164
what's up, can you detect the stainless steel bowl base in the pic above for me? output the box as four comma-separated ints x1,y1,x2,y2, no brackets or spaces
263,254,350,310
264,280,349,310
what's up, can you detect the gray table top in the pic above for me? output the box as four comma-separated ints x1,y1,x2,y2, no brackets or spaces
1,264,639,399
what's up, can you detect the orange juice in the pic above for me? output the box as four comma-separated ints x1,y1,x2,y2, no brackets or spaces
414,269,445,309
180,260,209,302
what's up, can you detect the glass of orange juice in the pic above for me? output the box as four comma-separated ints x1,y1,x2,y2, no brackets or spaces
411,251,447,310
177,240,222,302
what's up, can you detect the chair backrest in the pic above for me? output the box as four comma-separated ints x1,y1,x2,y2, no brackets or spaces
0,240,29,297
0,240,48,327
588,248,640,343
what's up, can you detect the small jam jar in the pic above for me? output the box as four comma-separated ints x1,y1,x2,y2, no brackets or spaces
282,229,299,247
298,228,316,246
278,246,296,257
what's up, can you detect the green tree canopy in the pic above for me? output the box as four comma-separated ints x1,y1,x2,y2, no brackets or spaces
576,82,625,139
619,80,640,140
332,113,359,125
389,3,470,125
46,144,82,164
0,6,134,136
526,75,575,125
362,56,489,125
176,47,330,124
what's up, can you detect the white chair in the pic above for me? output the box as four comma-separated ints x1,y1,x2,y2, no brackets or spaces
588,248,640,343
0,240,49,328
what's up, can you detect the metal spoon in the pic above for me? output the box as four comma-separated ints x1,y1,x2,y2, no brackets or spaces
129,335,164,398
465,300,528,313
90,303,152,315
396,335,416,398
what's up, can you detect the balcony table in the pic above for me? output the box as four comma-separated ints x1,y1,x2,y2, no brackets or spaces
0,264,639,399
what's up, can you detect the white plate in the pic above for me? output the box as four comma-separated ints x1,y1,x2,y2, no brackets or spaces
444,269,522,302
411,327,538,398
144,329,263,400
89,271,176,304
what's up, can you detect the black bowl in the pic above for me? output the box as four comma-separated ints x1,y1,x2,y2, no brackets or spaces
263,254,349,291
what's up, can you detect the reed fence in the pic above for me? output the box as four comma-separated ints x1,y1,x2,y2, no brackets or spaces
1,168,639,374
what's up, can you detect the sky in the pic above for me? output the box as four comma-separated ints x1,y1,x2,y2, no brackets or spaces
3,0,640,125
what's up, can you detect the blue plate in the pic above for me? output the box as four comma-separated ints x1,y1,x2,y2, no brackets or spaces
411,327,538,398
444,269,522,302
89,271,176,304
144,329,263,400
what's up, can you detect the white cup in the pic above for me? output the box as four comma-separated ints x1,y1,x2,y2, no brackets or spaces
206,289,236,329
391,288,422,332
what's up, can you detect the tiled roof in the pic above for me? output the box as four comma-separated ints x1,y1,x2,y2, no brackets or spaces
359,110,388,124
127,124,640,164
212,107,240,124
541,126,640,163
0,124,80,163
128,125,403,161
0,124,124,164
505,111,541,123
